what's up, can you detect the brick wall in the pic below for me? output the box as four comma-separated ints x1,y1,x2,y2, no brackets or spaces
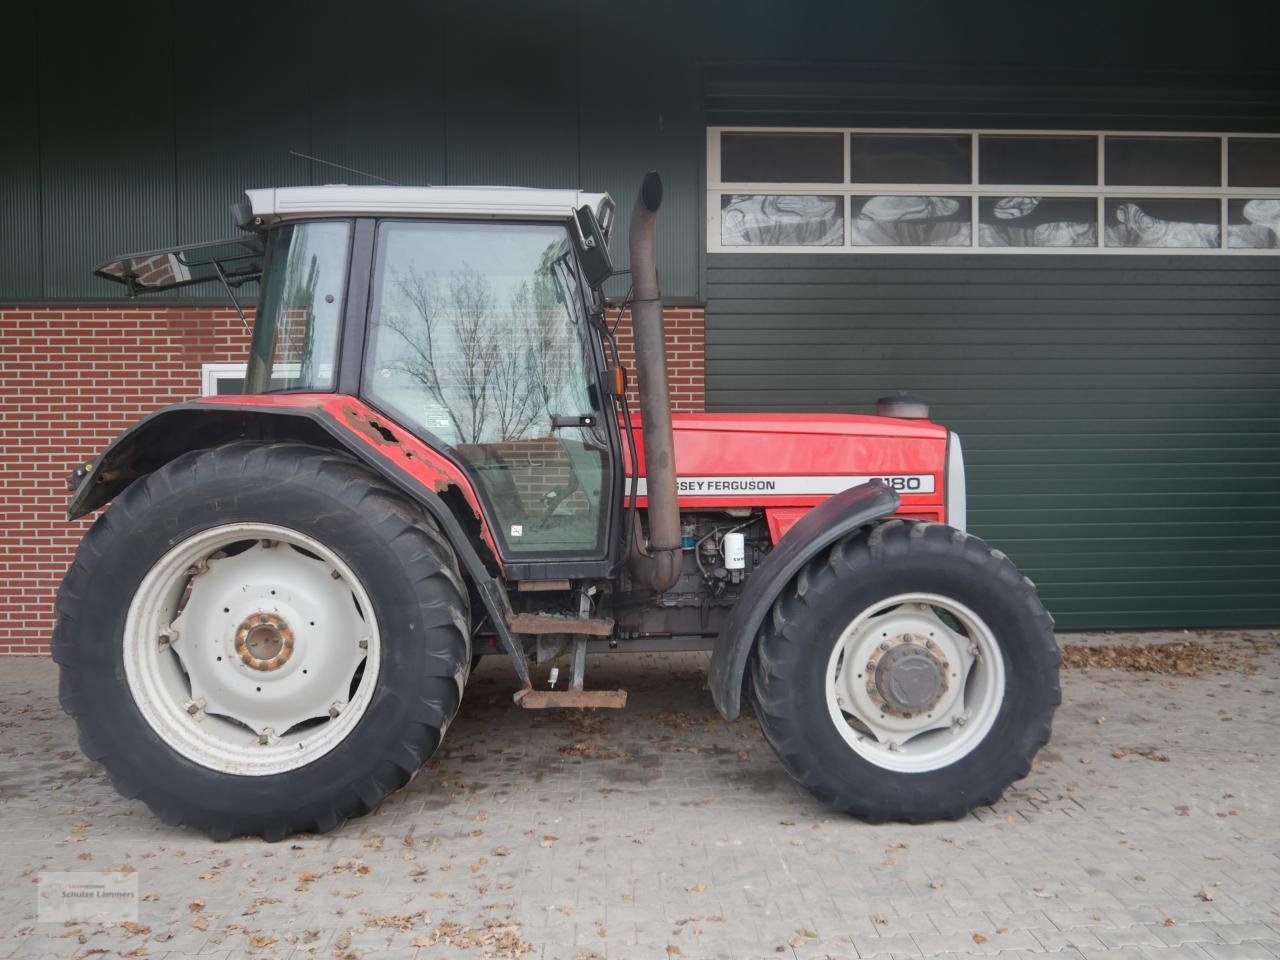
0,304,703,655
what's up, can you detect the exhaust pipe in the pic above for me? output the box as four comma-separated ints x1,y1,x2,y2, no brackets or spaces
626,172,682,592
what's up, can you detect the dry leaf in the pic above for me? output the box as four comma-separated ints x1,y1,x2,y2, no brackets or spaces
972,933,988,944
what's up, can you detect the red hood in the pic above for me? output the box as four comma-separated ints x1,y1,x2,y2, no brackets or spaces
629,412,949,524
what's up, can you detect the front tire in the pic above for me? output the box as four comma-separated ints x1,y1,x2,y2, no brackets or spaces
751,519,1059,823
53,442,470,840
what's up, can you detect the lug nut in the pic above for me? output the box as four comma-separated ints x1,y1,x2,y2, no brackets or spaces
358,638,369,650
258,727,275,745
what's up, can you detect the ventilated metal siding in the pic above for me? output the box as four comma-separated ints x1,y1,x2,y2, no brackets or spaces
705,254,1280,629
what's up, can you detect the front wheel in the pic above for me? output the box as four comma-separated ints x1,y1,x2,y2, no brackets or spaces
53,442,470,840
751,519,1059,822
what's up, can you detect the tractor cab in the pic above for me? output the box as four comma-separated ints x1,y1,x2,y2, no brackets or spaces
94,185,631,579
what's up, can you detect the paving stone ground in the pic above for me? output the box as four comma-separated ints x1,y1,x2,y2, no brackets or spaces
1,632,1277,960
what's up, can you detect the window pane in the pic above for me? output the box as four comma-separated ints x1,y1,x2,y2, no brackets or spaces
849,134,970,184
1105,136,1219,186
1104,199,1221,248
849,196,971,247
979,197,1097,247
246,222,350,393
366,222,611,557
979,135,1096,185
720,195,843,246
720,132,843,183
1228,199,1280,249
1229,138,1280,187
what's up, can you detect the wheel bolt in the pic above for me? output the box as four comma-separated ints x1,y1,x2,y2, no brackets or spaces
888,742,901,752
184,698,204,716
955,715,968,727
158,634,170,647
329,703,343,719
879,641,890,651
258,728,274,745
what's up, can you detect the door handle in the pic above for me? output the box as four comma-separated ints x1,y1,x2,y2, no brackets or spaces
550,414,596,429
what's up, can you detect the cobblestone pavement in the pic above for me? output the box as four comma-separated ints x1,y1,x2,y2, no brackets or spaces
1,632,1277,960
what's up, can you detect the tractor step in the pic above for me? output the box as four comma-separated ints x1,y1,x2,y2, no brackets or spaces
513,688,627,709
511,629,624,710
507,611,614,637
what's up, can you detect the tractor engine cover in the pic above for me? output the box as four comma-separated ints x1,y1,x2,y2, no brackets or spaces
630,412,952,536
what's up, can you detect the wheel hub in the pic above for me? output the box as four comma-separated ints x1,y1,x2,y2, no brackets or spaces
867,635,948,717
235,613,294,671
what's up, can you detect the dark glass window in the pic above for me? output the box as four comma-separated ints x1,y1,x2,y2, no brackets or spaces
979,135,1097,185
849,134,970,184
979,197,1097,247
720,132,843,183
1104,198,1221,248
1229,138,1280,188
849,196,972,247
1105,137,1219,186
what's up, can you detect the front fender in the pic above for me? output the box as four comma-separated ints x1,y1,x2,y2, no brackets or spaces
709,480,900,720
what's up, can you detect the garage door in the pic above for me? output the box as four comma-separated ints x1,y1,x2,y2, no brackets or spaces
705,253,1280,629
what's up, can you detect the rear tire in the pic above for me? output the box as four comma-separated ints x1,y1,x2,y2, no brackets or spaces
751,519,1059,822
53,441,470,840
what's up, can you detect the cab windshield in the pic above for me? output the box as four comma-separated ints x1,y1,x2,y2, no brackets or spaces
245,221,351,393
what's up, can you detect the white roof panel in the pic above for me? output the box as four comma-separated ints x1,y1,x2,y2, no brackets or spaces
245,184,612,222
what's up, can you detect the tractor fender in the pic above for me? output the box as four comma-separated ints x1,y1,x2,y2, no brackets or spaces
67,397,520,669
709,480,900,721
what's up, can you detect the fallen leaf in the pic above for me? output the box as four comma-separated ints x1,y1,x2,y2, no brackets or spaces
972,933,988,944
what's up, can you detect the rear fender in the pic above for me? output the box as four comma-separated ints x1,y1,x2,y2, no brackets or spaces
709,480,900,720
67,396,517,659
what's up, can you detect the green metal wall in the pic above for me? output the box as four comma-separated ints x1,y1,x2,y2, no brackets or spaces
705,254,1280,629
0,1,703,302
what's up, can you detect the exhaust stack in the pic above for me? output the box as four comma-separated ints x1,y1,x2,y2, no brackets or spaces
626,172,682,592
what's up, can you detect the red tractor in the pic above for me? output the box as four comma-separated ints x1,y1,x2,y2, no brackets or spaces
58,173,1059,840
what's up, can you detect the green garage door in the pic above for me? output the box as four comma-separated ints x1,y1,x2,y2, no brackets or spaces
705,254,1280,629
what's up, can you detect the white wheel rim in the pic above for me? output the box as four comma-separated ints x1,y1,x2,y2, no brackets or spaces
824,592,1005,773
123,523,380,776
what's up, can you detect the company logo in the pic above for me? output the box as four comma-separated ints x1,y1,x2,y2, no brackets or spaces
633,475,935,497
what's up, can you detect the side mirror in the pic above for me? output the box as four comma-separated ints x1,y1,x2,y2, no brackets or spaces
574,205,614,288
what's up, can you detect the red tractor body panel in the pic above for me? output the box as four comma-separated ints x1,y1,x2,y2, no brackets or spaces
181,395,949,551
632,413,950,540
192,394,503,564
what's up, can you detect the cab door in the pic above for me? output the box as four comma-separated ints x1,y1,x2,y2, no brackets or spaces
362,219,616,565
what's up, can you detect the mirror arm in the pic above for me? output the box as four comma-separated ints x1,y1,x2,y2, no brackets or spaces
212,259,250,336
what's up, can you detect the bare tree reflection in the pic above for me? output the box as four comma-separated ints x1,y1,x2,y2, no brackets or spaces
380,242,574,444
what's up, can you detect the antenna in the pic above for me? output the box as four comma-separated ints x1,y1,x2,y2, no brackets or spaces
289,150,406,186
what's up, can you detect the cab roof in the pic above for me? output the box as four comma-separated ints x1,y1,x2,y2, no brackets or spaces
244,184,613,225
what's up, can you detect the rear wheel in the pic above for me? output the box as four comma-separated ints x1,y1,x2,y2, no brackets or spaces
54,442,470,840
751,519,1059,822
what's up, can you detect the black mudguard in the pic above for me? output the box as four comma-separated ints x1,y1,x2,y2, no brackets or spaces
708,480,900,721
